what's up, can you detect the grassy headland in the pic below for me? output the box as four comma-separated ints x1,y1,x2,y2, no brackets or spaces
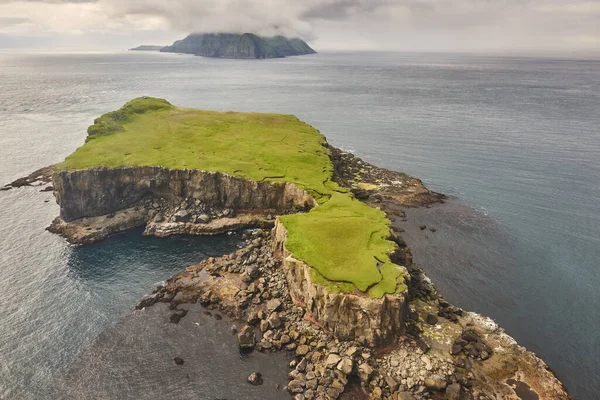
58,97,406,297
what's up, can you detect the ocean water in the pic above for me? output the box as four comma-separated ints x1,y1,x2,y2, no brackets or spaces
0,50,599,399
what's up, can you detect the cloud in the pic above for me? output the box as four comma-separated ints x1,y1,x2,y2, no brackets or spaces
0,16,29,27
0,0,598,53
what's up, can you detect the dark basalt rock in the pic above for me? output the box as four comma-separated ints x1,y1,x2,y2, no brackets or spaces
169,309,188,324
452,330,493,361
173,357,184,365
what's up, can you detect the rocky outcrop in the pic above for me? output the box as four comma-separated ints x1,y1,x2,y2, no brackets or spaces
273,219,408,347
53,167,315,222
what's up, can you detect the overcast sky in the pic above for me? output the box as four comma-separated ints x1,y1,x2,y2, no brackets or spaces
0,0,599,56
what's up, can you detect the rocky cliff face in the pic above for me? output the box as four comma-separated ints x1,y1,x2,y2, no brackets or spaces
273,219,408,347
53,167,315,222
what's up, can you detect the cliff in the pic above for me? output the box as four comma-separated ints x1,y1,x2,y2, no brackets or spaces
160,33,316,59
45,97,571,399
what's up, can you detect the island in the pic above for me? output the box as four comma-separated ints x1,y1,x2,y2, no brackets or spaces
129,45,164,52
160,33,316,59
22,97,569,399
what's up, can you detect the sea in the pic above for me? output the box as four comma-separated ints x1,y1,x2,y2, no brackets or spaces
0,50,598,399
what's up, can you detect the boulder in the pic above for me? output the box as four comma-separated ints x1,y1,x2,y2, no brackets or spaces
259,320,269,332
445,383,461,400
394,392,416,400
196,214,210,223
357,363,374,383
247,372,263,385
173,210,191,222
296,345,310,357
267,313,282,329
153,213,164,223
238,325,256,349
246,265,260,279
326,354,342,368
424,374,447,391
173,357,184,365
287,380,304,394
266,298,282,312
384,375,399,392
336,358,354,375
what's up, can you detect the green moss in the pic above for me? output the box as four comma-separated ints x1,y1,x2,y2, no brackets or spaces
58,97,407,298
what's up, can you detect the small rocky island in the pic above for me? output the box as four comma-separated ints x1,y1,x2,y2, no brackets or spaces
130,45,164,51
160,33,316,59
19,97,570,399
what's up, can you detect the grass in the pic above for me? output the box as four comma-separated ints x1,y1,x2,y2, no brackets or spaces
57,97,406,298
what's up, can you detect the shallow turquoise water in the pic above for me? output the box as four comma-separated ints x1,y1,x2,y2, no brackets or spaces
0,51,598,399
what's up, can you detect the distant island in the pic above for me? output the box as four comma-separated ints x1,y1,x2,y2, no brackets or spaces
159,33,316,59
129,45,164,52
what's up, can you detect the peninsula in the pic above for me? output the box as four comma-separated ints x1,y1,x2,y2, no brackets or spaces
160,33,316,59
39,97,569,399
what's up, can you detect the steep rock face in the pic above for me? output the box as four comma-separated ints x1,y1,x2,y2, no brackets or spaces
273,219,408,347
53,167,316,222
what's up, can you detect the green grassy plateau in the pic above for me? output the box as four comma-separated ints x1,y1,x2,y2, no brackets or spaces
58,97,406,298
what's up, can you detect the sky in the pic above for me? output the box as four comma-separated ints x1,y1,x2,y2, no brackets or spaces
0,0,599,56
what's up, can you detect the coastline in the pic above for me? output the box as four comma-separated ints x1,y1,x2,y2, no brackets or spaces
7,147,572,399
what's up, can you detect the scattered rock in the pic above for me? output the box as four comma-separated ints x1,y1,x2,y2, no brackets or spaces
196,214,210,223
395,392,416,400
259,319,270,332
326,353,342,368
267,313,282,329
173,210,191,223
384,375,399,392
426,314,438,325
173,357,184,365
358,363,374,383
296,345,310,357
419,225,427,230
266,298,282,312
336,357,353,375
287,379,304,394
153,213,164,223
246,265,260,279
424,374,447,391
238,325,256,349
446,383,462,400
247,372,263,385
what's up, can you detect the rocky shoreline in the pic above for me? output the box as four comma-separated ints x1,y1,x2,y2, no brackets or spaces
7,148,571,399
